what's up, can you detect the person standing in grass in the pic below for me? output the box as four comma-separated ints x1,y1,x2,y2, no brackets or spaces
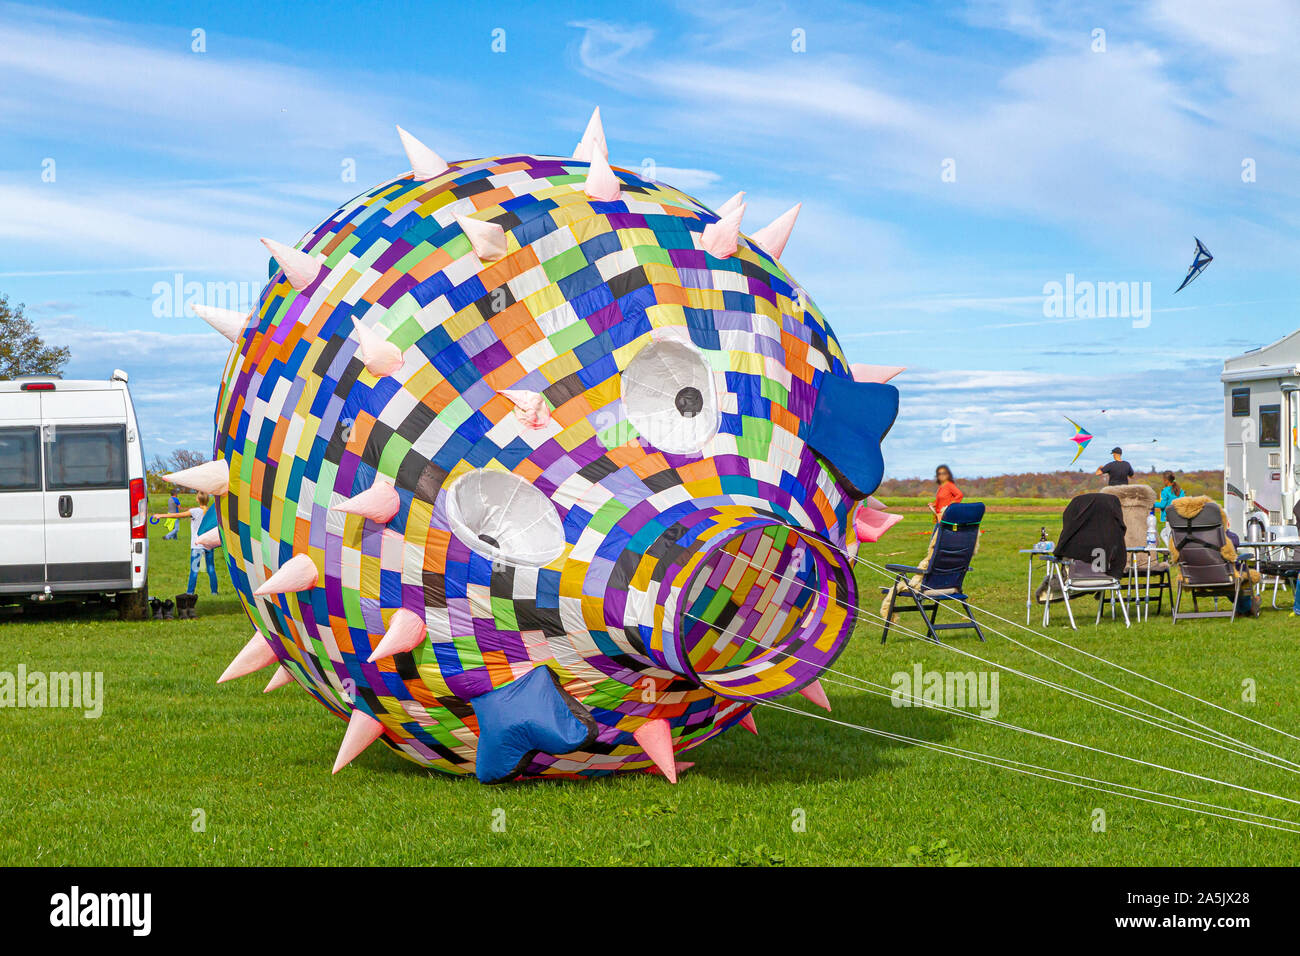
151,492,218,595
161,491,181,540
1155,471,1185,524
928,464,963,523
1096,447,1134,486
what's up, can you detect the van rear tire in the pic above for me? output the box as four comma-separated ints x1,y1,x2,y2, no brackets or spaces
118,578,150,621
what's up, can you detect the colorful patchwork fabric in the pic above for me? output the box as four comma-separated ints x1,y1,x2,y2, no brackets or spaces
205,118,899,782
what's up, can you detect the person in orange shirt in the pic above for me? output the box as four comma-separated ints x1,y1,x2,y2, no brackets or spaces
928,464,963,523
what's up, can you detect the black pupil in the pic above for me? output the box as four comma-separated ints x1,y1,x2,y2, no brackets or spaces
478,534,500,548
675,387,703,418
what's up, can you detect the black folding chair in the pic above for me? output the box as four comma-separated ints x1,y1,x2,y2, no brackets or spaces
1167,500,1247,623
881,502,985,643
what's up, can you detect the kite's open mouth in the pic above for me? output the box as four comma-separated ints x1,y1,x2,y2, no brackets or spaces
670,519,856,700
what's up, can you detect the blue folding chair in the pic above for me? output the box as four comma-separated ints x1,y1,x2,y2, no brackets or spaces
880,502,986,643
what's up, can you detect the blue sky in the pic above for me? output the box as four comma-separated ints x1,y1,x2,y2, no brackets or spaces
2,0,1297,478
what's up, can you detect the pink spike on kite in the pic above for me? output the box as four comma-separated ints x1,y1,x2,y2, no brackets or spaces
798,679,831,711
716,190,746,217
395,125,450,181
366,608,428,663
263,665,293,693
332,710,386,774
851,363,906,384
253,553,318,596
632,717,678,784
190,304,247,343
739,712,758,735
196,527,221,550
333,479,400,523
217,632,277,684
163,459,229,496
700,203,745,259
583,149,621,202
454,214,508,262
572,106,608,162
751,202,801,258
260,237,321,291
351,317,404,377
501,389,551,429
855,506,903,543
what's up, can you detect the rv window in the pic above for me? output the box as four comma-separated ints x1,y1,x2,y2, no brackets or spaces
44,424,128,490
1259,404,1281,448
1231,387,1250,417
0,427,41,492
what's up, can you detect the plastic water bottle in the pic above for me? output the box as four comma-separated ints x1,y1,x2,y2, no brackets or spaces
1146,507,1157,548
1034,527,1053,552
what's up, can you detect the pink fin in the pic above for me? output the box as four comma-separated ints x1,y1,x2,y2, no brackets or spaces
395,125,449,180
162,459,229,496
260,237,321,291
716,190,746,217
195,527,221,550
351,317,404,377
700,203,745,258
850,363,906,384
739,712,758,735
332,710,386,774
583,149,621,202
253,553,318,596
855,506,903,543
217,632,277,684
263,665,293,693
455,214,507,262
632,717,678,784
333,479,400,523
798,679,831,712
751,202,800,258
366,608,427,663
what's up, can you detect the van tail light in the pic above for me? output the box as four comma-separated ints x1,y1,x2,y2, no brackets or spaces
130,478,147,539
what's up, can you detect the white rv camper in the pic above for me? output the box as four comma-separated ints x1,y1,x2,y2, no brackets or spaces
0,370,150,617
1221,331,1300,539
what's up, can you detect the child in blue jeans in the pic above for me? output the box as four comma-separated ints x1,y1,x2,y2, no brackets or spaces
152,492,219,595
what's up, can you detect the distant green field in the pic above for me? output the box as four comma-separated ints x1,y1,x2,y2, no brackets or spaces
2,496,1298,866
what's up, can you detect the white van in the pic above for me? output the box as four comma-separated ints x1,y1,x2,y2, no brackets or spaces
0,370,150,617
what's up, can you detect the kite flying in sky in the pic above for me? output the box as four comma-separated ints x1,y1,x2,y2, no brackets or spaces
1174,237,1213,293
1065,416,1093,464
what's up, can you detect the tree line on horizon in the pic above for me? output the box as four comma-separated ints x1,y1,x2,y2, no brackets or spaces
877,468,1224,500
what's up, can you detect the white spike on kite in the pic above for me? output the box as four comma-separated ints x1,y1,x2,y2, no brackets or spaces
751,202,801,259
583,149,621,202
572,106,608,162
395,125,449,180
190,304,247,343
217,632,277,684
454,214,508,262
332,479,401,523
700,203,745,259
351,317,404,377
260,238,322,291
365,608,428,663
632,717,678,784
332,710,386,773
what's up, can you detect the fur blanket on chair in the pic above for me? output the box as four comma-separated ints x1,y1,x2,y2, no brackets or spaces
1167,495,1261,592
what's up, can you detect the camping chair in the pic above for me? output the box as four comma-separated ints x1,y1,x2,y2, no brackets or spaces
1254,503,1300,609
1100,483,1171,618
1166,498,1257,623
1041,493,1130,629
880,502,985,643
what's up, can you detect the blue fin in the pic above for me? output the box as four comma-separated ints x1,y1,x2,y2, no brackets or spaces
471,666,597,784
804,374,899,498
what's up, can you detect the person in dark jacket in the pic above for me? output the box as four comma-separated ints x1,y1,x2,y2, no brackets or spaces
1096,447,1134,486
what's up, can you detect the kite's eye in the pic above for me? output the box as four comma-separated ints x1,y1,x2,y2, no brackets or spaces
446,469,565,567
622,340,718,454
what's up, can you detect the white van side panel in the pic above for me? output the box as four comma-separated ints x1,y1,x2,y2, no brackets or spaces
42,389,133,590
0,408,46,589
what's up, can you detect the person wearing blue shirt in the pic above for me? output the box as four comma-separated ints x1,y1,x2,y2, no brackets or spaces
1154,471,1184,524
162,493,181,539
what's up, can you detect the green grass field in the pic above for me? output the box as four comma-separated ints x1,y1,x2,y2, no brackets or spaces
2,496,1298,866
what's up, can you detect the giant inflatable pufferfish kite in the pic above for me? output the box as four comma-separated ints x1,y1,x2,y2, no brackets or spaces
169,109,902,783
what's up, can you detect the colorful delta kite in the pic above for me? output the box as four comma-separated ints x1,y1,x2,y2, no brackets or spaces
1174,237,1213,294
169,109,902,784
1065,416,1093,465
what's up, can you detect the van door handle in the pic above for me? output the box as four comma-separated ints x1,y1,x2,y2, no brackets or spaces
58,495,73,518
